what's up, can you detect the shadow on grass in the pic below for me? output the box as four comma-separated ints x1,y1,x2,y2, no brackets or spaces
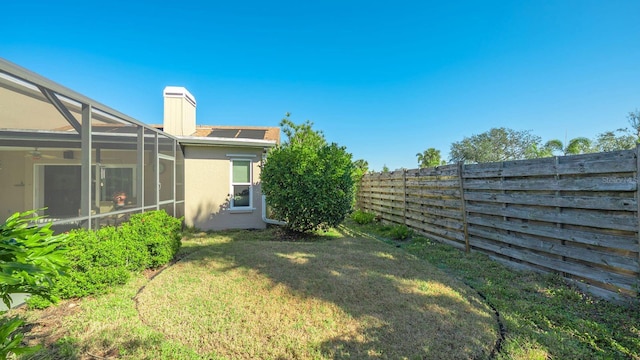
157,227,499,359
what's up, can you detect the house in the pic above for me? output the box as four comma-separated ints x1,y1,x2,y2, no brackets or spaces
0,57,279,232
160,87,279,230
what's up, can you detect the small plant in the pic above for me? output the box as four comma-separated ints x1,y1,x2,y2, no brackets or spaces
0,209,68,358
388,224,413,240
350,210,377,225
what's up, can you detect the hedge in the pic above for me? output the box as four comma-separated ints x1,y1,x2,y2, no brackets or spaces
27,210,182,308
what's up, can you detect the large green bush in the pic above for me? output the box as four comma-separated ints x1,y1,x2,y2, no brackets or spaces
51,227,132,299
120,210,183,268
261,117,354,233
28,210,182,307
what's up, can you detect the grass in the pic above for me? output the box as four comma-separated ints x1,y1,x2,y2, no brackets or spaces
346,220,640,360
16,227,498,359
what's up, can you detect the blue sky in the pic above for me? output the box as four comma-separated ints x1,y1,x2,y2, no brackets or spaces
2,0,639,171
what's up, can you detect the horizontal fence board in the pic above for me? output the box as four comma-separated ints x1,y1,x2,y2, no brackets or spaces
406,167,459,177
405,188,462,198
571,280,628,301
410,228,467,250
378,214,404,224
557,149,635,163
367,204,404,217
417,216,465,231
468,226,639,273
464,177,637,192
406,188,461,201
405,196,463,209
358,149,640,300
467,215,638,252
465,204,638,232
463,192,637,211
406,219,465,241
406,204,464,220
367,193,406,202
405,179,460,188
463,157,636,179
366,187,405,193
469,236,637,291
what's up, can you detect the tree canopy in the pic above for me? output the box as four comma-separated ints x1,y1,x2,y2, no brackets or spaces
261,116,354,233
416,148,444,168
543,137,593,156
594,128,636,152
449,127,541,164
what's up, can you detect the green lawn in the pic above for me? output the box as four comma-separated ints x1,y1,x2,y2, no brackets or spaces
346,220,640,360
19,227,498,359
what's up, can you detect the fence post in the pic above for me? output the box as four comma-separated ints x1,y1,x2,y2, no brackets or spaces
403,169,408,225
458,162,470,253
636,144,640,298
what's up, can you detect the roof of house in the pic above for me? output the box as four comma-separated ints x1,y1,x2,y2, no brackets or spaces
151,124,280,148
192,125,280,143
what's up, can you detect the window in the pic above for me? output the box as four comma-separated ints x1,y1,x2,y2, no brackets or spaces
99,166,135,206
231,160,252,209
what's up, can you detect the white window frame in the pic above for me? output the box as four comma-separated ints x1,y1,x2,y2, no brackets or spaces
229,159,253,210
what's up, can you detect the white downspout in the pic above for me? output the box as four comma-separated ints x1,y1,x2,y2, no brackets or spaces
262,195,286,226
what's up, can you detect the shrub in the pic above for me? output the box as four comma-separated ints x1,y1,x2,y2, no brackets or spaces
120,210,182,268
261,117,354,233
351,210,376,225
387,224,413,240
45,227,131,299
28,210,182,307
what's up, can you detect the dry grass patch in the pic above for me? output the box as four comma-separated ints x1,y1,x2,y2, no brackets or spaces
136,229,498,359
18,276,201,359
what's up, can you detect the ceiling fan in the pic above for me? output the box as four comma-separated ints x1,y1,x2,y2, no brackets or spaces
24,148,58,160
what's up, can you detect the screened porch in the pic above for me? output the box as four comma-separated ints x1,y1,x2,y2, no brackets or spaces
0,58,184,233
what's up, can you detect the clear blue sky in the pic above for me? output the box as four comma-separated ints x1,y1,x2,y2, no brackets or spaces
2,0,639,171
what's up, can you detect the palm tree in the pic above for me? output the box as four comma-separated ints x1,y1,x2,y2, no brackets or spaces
416,148,443,168
544,137,592,156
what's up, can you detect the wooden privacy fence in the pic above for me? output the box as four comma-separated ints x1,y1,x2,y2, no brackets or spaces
357,149,640,301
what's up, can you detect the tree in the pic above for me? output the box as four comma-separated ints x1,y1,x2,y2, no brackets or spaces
449,127,542,164
381,164,389,173
594,128,636,152
416,148,444,168
526,143,554,158
352,159,369,177
543,137,593,156
261,116,354,233
627,110,640,141
351,159,369,207
0,210,68,358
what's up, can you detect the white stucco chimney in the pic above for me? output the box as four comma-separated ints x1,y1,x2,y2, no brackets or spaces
163,86,196,136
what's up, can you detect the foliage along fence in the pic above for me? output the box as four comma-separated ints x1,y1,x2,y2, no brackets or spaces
357,149,640,301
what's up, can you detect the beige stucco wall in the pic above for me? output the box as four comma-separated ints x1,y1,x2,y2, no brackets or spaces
183,146,266,230
0,151,28,219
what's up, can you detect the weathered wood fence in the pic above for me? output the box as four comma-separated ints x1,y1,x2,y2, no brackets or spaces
357,149,640,301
